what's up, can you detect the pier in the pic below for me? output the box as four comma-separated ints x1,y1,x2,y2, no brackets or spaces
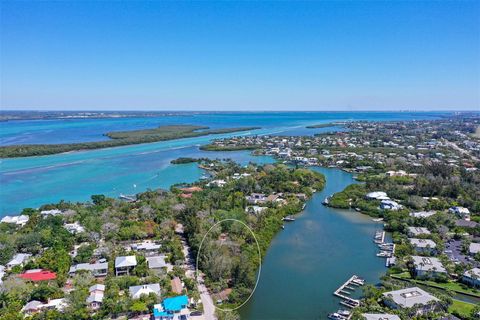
333,275,363,308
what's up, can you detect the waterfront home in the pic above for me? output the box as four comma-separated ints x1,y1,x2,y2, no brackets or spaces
207,179,227,187
153,295,189,320
1,215,29,226
18,269,57,282
130,240,161,254
22,299,67,316
382,287,440,316
86,284,105,310
69,261,108,277
407,227,431,237
411,256,447,278
245,206,268,215
462,268,480,288
409,211,437,218
115,255,137,276
362,314,400,320
40,209,62,216
469,242,480,256
409,238,437,255
171,276,183,294
380,199,402,211
246,193,267,204
449,206,471,219
365,191,390,200
385,170,409,177
129,283,161,299
6,253,31,270
64,221,85,234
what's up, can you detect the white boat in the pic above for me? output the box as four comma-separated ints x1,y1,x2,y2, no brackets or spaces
328,313,347,320
282,216,295,222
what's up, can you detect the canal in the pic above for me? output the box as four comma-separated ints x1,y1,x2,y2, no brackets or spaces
239,167,387,319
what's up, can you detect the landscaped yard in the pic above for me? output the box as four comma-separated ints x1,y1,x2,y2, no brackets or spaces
448,299,476,319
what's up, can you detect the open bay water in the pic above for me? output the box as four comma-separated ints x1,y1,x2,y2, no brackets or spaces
239,167,386,319
0,112,446,216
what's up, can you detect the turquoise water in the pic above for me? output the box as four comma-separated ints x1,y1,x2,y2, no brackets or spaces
0,112,447,216
239,167,386,319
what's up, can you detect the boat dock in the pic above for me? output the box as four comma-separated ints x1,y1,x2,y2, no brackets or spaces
332,275,363,309
373,230,385,244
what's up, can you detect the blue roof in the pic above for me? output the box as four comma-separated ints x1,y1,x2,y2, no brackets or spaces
163,295,188,312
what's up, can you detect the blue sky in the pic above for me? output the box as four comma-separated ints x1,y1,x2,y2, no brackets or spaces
1,1,479,111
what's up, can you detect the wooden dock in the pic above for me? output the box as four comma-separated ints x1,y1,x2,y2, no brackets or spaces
333,275,363,308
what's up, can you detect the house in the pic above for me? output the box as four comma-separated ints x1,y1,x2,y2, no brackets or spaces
146,255,171,272
245,206,268,215
18,269,57,282
455,219,479,228
407,227,431,237
449,206,471,219
409,238,437,254
380,200,402,211
130,240,161,253
115,255,137,276
207,179,227,187
7,253,31,270
86,284,105,310
64,222,85,234
362,314,401,320
22,299,67,316
365,191,390,200
462,268,480,288
40,209,62,216
382,287,440,315
171,276,183,294
129,283,161,299
385,170,408,177
1,215,29,226
246,193,267,204
469,243,480,256
153,295,189,320
409,211,437,218
411,256,447,278
69,261,108,277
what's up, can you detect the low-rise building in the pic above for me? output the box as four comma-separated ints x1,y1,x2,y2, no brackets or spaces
449,206,471,219
407,227,431,237
469,243,480,256
382,286,440,315
131,240,161,254
245,206,268,215
115,255,137,276
409,238,437,254
411,256,447,278
86,284,105,310
129,283,161,299
22,299,67,316
146,255,171,272
153,295,189,320
362,314,401,320
380,200,402,211
18,269,57,282
365,191,390,200
1,215,29,226
409,211,437,219
462,268,480,288
6,253,31,270
64,222,85,234
69,261,108,277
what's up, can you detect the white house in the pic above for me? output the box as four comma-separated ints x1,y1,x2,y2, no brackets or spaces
64,222,85,234
7,253,31,270
449,206,470,219
129,283,161,299
207,179,227,187
409,211,437,218
411,256,447,278
86,284,105,310
362,314,401,320
115,256,137,276
407,227,431,237
130,241,161,253
22,299,67,316
462,268,480,288
146,255,172,272
245,206,268,215
1,215,29,226
69,261,108,277
469,243,480,256
246,193,267,204
380,200,402,211
40,209,62,216
409,238,437,254
365,191,390,200
382,287,440,315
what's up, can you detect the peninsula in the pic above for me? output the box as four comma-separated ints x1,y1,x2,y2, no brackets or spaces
0,125,260,158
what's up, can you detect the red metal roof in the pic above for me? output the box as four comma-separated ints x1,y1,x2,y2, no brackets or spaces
18,269,57,282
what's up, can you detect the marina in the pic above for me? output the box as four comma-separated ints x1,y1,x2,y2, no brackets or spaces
332,275,364,312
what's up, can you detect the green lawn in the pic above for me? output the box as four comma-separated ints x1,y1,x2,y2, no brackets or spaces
390,273,480,298
448,299,476,318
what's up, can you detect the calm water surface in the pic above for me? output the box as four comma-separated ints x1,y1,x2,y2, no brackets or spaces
239,167,386,320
